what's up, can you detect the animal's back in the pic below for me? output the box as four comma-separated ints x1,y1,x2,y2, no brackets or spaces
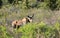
16,20,23,26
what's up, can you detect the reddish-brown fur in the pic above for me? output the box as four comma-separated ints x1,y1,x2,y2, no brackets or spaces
12,14,34,29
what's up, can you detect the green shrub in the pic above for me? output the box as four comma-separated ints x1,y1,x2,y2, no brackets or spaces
0,25,13,38
16,22,59,38
0,22,60,38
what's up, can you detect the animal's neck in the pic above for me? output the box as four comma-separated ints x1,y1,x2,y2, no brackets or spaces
26,18,30,23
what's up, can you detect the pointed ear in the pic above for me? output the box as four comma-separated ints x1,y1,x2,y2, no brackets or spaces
32,14,34,17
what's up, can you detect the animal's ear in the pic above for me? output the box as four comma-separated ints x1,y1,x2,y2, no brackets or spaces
32,14,34,17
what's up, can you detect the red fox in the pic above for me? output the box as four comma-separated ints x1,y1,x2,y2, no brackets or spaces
12,14,34,29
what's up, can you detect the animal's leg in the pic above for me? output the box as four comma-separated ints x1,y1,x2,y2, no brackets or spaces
17,25,20,29
13,24,16,28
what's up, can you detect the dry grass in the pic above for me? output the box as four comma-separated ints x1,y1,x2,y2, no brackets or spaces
0,5,60,26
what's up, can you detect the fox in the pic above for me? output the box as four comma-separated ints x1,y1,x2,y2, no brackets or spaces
12,14,34,29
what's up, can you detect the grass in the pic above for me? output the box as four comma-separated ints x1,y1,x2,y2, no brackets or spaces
0,22,60,38
0,4,60,38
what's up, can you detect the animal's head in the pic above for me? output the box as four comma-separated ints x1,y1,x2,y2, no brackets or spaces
26,14,34,23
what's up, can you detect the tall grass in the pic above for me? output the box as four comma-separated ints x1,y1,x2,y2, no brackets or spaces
0,3,60,38
0,22,60,38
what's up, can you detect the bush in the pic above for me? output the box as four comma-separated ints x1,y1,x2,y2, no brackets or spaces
0,25,13,38
0,22,60,38
16,22,60,38
0,0,60,10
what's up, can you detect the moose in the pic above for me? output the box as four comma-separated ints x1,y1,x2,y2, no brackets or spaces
12,14,34,29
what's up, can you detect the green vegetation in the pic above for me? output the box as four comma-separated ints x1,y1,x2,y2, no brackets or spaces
0,25,13,38
0,22,60,38
0,0,60,38
0,0,60,10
